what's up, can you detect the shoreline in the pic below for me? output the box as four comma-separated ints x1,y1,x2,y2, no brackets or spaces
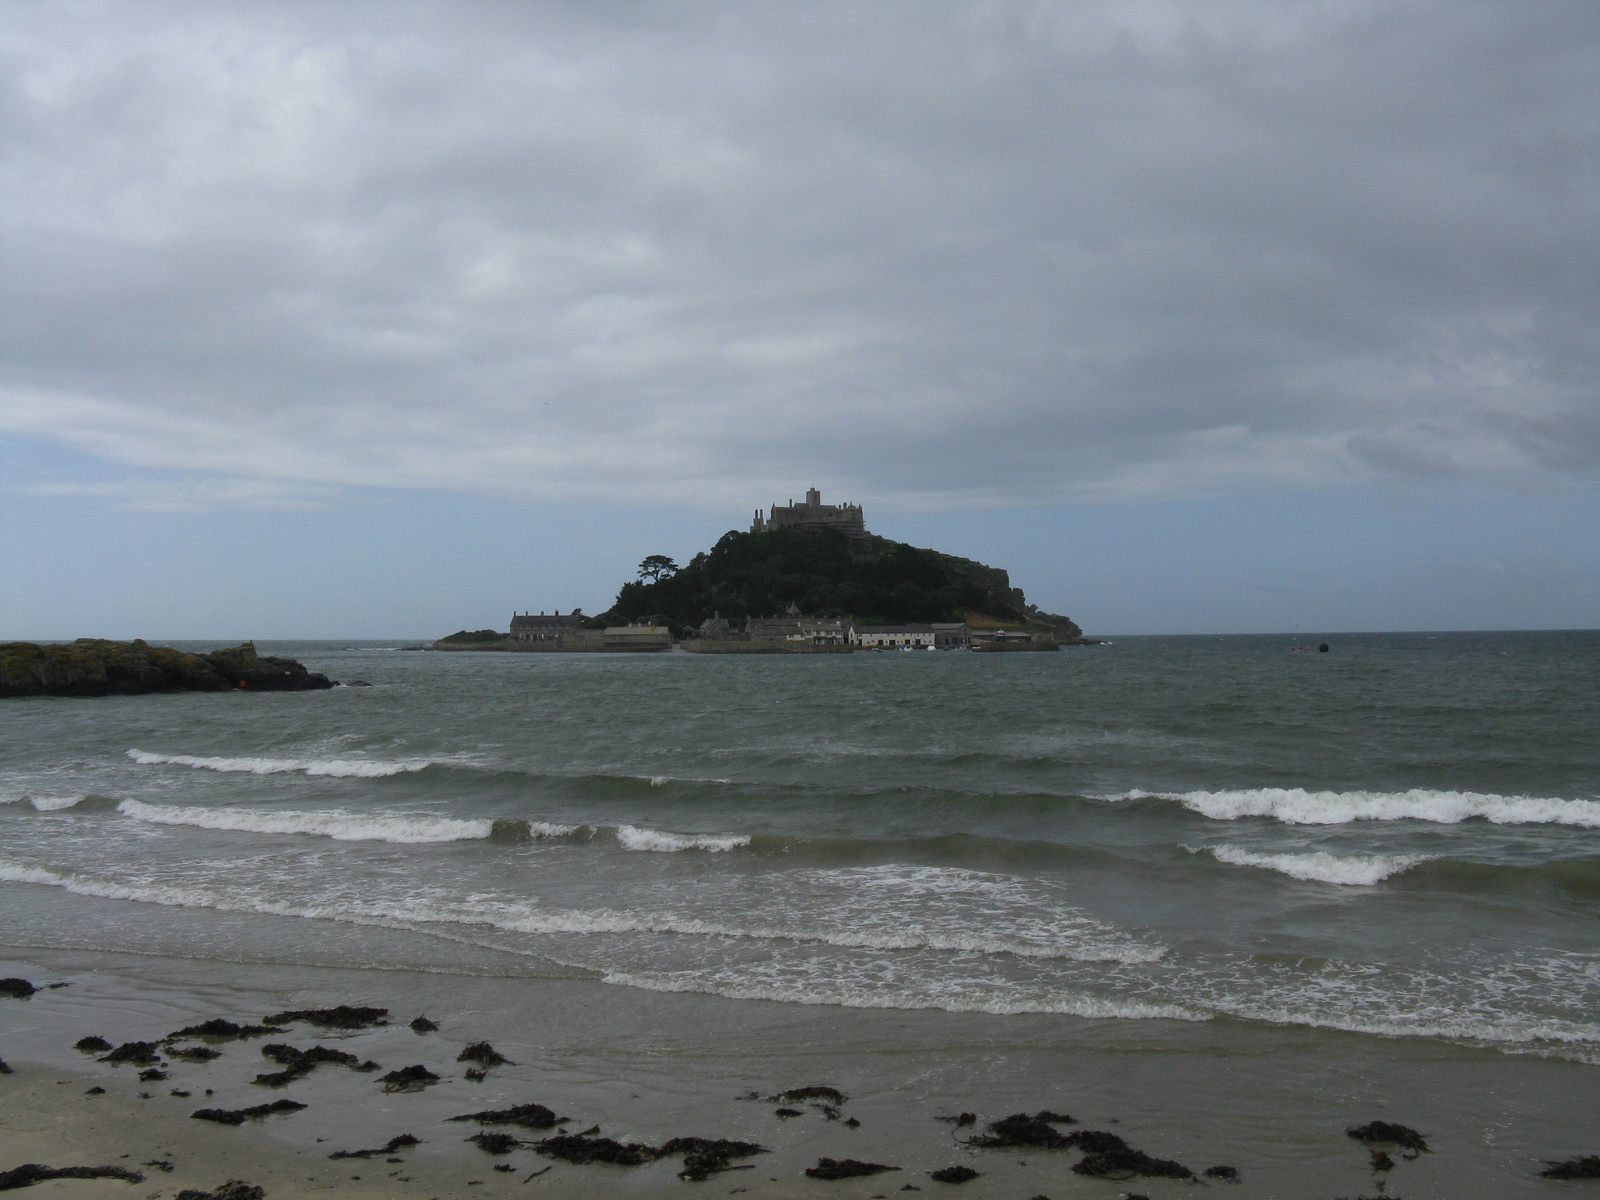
4,947,1595,1199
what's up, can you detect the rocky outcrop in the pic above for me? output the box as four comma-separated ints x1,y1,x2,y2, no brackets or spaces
0,640,335,698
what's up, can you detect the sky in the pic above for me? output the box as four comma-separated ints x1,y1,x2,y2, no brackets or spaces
2,0,1597,637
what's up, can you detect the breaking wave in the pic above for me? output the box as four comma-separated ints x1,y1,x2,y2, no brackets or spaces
616,825,750,852
1193,844,1432,886
0,793,93,812
116,799,497,843
1118,787,1600,827
127,748,431,778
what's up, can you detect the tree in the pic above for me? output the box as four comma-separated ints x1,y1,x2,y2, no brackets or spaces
637,554,679,583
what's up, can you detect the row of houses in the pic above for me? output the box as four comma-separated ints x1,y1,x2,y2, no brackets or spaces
696,611,1046,649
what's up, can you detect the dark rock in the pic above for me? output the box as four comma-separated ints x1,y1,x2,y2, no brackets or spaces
169,1045,223,1062
1203,1164,1240,1180
533,1133,659,1166
409,1015,438,1034
805,1158,899,1180
660,1139,766,1181
968,1112,1078,1149
1542,1156,1600,1179
330,1134,421,1160
0,640,334,699
1071,1149,1192,1180
469,1132,522,1155
449,1103,568,1130
173,1182,265,1200
99,1042,162,1065
929,1166,980,1183
263,1005,388,1030
458,1041,512,1068
0,979,37,999
379,1064,439,1093
0,1163,144,1190
137,1068,167,1082
74,1036,112,1053
191,1099,306,1125
1347,1121,1429,1156
167,1019,284,1041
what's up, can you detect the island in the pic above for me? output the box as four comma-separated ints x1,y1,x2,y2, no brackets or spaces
0,639,336,698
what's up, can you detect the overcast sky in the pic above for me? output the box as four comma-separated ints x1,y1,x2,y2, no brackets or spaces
2,1,1597,636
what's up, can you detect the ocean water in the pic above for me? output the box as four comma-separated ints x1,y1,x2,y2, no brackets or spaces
2,631,1598,1193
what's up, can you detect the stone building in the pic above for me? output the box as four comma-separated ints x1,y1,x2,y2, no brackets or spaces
510,610,586,640
751,487,868,539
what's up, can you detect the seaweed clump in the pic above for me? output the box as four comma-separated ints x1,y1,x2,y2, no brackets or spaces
968,1112,1078,1148
805,1158,899,1179
169,1045,223,1063
1072,1149,1193,1180
469,1132,523,1155
253,1043,379,1087
410,1015,438,1033
1347,1121,1429,1157
379,1064,440,1093
264,1005,388,1030
1542,1156,1600,1179
660,1138,766,1181
0,1164,144,1190
458,1041,513,1067
533,1133,658,1166
74,1036,112,1054
930,1166,980,1183
100,1042,162,1065
330,1134,421,1161
0,978,37,999
173,1183,265,1200
167,1018,284,1042
449,1103,568,1130
191,1099,306,1125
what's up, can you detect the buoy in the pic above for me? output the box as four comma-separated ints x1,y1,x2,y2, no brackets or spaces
1318,643,1329,652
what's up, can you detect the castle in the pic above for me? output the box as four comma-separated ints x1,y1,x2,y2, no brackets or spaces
751,487,868,539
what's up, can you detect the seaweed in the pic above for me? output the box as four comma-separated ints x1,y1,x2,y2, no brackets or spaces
660,1138,767,1182
1346,1121,1429,1155
449,1103,568,1130
1203,1164,1241,1180
532,1133,659,1166
138,1068,167,1082
1542,1156,1600,1179
774,1107,803,1118
929,1166,980,1183
0,1060,9,1075
805,1158,899,1180
410,1015,438,1033
0,1164,143,1190
936,1113,976,1127
458,1041,512,1067
968,1112,1078,1149
469,1132,523,1155
253,1043,379,1087
330,1134,421,1160
74,1036,112,1053
84,1086,105,1095
169,1045,222,1062
263,1005,388,1030
173,1183,265,1200
1071,1149,1192,1180
167,1019,284,1042
1062,1130,1129,1154
0,979,37,999
775,1086,847,1105
379,1064,439,1092
191,1099,306,1125
100,1042,162,1065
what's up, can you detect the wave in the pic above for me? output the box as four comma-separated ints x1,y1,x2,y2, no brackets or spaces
0,793,95,812
616,825,750,852
1118,787,1600,827
127,748,432,778
1193,844,1431,885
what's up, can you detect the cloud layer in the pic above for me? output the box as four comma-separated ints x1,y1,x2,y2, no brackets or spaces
3,0,1597,510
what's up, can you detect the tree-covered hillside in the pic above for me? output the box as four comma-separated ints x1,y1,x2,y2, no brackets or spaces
595,526,1081,637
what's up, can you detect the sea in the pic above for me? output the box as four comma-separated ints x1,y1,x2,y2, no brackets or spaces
2,631,1597,1196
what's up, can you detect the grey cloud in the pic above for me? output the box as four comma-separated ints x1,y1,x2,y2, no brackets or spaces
1,0,1597,510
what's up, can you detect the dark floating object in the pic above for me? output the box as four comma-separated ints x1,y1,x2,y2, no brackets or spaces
967,1112,1079,1149
1542,1156,1600,1179
1203,1164,1241,1180
774,1108,803,1118
253,1043,379,1087
1319,643,1329,652
458,1041,513,1067
774,1086,848,1105
85,1086,105,1095
1071,1149,1193,1180
137,1068,167,1082
845,1117,861,1128
409,1015,438,1033
264,1005,388,1030
533,1133,658,1166
805,1158,899,1180
330,1134,421,1161
191,1099,306,1125
99,1041,162,1065
469,1132,523,1155
659,1138,766,1182
170,1090,191,1098
379,1064,440,1093
74,1036,112,1054
929,1166,980,1183
493,1163,515,1173
167,1019,284,1042
172,1182,265,1200
936,1113,977,1127
1347,1121,1429,1157
169,1045,222,1063
449,1103,569,1130
0,978,38,999
0,1163,144,1190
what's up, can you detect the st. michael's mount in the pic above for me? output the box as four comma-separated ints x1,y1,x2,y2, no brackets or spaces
437,489,1090,653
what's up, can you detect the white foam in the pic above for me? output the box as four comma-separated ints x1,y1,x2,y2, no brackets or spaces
1119,787,1600,827
614,825,750,853
0,793,89,811
117,799,493,843
1196,844,1431,885
127,748,430,778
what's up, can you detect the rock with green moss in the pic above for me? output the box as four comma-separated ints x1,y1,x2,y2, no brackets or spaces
0,640,335,698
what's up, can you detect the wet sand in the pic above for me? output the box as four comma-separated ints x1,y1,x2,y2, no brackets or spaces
2,949,1596,1199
